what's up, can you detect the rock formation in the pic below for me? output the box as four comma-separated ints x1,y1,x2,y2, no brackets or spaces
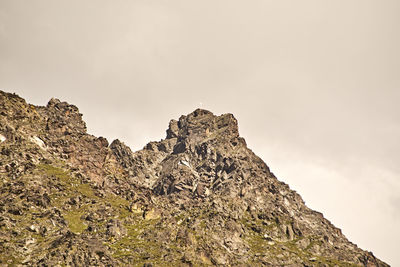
0,90,389,266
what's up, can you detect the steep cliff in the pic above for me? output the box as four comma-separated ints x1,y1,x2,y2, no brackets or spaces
0,90,388,266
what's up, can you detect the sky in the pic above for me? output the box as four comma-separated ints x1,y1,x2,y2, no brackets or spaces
0,0,399,265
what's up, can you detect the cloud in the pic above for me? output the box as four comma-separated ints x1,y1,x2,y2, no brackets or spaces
0,0,399,265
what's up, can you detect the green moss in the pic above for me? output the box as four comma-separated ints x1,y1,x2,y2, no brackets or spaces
106,216,167,266
174,213,186,223
76,183,97,199
37,164,94,203
246,233,270,254
36,163,136,236
0,254,23,266
104,194,131,218
37,164,71,180
244,232,360,267
240,211,358,267
64,210,87,234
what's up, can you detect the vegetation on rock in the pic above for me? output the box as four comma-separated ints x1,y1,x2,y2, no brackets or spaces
0,90,388,266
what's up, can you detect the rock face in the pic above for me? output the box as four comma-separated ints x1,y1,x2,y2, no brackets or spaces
0,90,389,266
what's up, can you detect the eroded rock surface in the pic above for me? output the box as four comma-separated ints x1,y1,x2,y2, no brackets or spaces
0,90,389,266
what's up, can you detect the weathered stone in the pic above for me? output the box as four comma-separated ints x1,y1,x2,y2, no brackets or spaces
0,90,389,267
106,219,127,238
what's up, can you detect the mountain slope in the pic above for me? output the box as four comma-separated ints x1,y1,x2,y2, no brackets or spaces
0,90,388,266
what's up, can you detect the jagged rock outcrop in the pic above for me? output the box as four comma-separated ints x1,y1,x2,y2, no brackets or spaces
0,90,389,266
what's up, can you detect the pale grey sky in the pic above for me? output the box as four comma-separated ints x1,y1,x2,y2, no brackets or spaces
1,1,399,265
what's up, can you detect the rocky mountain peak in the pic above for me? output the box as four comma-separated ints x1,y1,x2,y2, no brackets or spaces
109,108,251,198
0,90,388,266
44,97,87,135
166,108,240,150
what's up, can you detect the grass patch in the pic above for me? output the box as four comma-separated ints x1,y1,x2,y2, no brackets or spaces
64,209,87,234
106,216,167,265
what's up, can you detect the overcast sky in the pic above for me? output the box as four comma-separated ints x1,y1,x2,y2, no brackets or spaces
1,0,399,265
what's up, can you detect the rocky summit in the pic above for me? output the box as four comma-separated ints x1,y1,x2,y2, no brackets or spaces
0,90,389,267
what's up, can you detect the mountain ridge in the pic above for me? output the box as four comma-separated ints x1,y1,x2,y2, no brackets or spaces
0,90,389,266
